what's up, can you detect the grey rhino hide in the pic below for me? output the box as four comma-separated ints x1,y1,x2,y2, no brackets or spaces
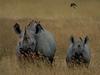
35,24,56,63
66,36,91,65
14,23,37,56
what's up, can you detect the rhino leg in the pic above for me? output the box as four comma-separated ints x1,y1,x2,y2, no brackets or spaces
48,57,54,64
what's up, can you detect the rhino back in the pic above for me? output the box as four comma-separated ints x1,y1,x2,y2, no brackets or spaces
36,30,56,57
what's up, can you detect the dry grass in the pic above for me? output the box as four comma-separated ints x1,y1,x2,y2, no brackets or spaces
0,17,100,75
0,0,100,75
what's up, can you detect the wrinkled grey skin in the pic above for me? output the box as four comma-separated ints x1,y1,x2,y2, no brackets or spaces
36,29,56,63
13,22,37,57
35,23,56,64
66,36,91,66
27,21,56,63
14,21,56,63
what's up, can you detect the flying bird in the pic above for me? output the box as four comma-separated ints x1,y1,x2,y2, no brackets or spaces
70,3,77,8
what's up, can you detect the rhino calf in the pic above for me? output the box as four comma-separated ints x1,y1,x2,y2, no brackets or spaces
66,36,91,67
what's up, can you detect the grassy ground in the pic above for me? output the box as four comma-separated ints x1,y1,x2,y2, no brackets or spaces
0,0,100,75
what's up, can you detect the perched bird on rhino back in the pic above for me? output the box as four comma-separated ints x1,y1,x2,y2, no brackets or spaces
35,23,56,64
66,36,91,67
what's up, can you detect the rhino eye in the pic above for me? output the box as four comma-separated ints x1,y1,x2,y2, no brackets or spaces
31,42,35,45
20,48,23,50
19,42,21,45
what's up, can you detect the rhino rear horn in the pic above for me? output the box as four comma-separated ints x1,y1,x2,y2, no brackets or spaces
84,36,89,44
23,27,28,41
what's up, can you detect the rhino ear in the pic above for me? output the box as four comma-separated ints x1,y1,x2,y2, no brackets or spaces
84,36,89,44
70,36,74,43
35,24,44,34
13,23,21,34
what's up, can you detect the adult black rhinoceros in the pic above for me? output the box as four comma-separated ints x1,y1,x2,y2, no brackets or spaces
13,22,37,60
13,20,56,64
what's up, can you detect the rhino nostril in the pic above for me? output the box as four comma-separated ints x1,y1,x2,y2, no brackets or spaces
28,48,31,50
75,52,78,56
20,48,23,50
27,48,32,53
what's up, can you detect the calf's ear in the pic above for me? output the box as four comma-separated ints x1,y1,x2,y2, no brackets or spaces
13,23,21,34
84,36,89,44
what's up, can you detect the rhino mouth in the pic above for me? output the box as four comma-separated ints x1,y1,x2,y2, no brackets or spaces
19,48,34,57
71,52,84,64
